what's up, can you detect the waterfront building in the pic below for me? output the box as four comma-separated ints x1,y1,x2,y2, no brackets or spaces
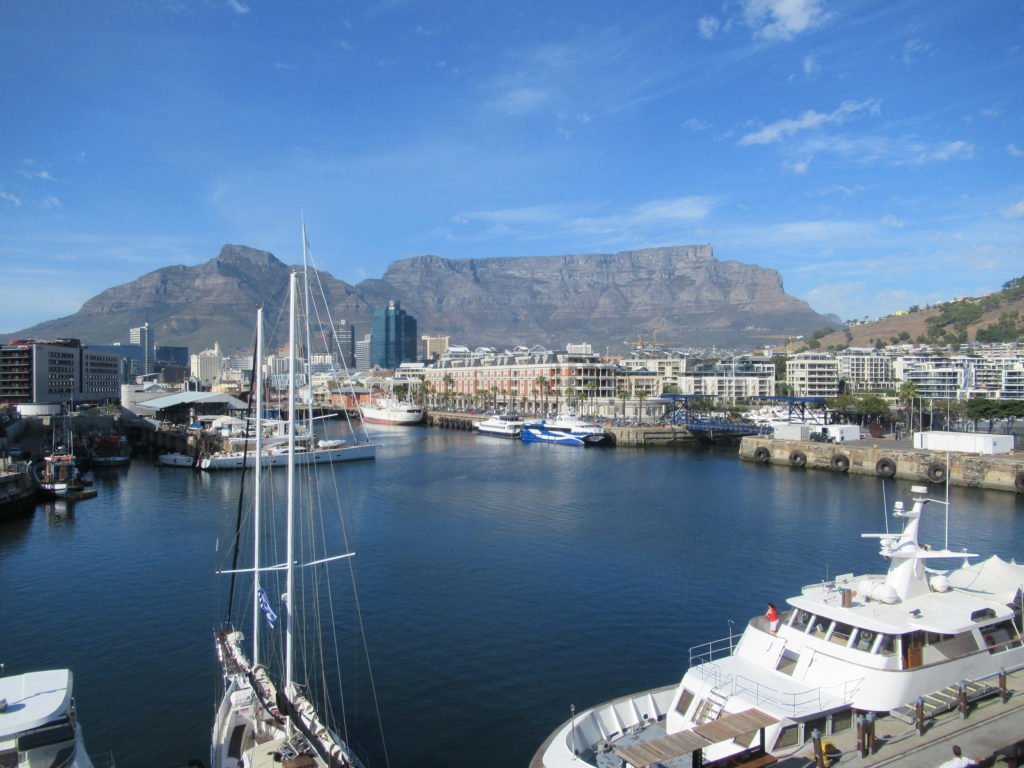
837,348,893,392
424,345,621,417
786,352,839,397
371,300,418,368
129,322,155,376
422,334,450,361
156,345,189,368
0,338,120,404
190,347,224,388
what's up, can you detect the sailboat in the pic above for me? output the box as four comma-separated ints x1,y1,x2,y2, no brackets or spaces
211,272,385,768
201,227,377,471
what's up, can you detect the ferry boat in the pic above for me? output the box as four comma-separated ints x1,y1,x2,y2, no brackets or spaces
477,413,527,439
360,396,425,425
532,485,1024,767
521,412,611,446
0,669,104,767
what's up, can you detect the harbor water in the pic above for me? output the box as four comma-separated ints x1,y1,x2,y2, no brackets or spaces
2,427,1023,768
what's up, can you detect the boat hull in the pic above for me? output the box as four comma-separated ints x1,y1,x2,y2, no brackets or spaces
201,443,377,470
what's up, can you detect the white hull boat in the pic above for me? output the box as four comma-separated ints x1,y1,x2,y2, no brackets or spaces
476,414,527,439
533,484,1024,767
0,668,103,768
360,397,425,425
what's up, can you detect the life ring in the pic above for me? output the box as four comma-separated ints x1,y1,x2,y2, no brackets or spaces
926,462,946,484
789,450,807,468
1014,471,1024,494
876,457,896,478
860,630,875,643
754,447,771,464
830,454,850,473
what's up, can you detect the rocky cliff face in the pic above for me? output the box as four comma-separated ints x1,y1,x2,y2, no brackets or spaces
5,244,835,354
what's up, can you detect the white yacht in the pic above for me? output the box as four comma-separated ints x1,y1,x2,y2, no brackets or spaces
0,669,101,768
198,438,375,470
533,485,1024,767
359,396,425,425
476,413,527,439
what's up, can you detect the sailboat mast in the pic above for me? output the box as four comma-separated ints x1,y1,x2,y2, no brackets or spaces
301,220,316,439
285,272,297,712
253,308,264,668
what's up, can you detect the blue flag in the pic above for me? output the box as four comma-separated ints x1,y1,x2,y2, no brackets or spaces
257,586,277,629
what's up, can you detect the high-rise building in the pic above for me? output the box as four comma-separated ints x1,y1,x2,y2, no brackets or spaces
371,300,417,369
355,335,372,372
129,322,155,375
421,334,450,361
0,338,120,403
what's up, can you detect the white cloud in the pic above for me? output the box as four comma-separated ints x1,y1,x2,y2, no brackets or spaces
743,0,830,41
785,157,811,174
0,189,23,207
226,0,250,14
1002,200,1024,219
738,99,880,146
1008,143,1024,158
18,169,59,182
880,214,904,228
915,140,973,164
902,38,932,64
41,196,62,209
698,16,721,39
490,87,548,115
683,117,710,131
802,54,819,75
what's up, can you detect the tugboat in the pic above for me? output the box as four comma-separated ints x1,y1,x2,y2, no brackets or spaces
533,485,1024,767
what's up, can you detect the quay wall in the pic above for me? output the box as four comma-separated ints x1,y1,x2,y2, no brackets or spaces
739,436,1024,494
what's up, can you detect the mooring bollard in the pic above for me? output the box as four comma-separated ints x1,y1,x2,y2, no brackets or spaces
1000,668,1009,704
865,712,876,754
915,697,925,736
856,714,867,757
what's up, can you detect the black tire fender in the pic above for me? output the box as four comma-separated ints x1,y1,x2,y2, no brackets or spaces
789,450,807,468
754,446,771,464
1014,470,1024,494
876,457,897,478
926,462,947,484
830,454,850,473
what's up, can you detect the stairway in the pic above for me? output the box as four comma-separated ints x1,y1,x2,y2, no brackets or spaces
694,688,729,724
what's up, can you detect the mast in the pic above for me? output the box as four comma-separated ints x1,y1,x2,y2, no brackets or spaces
253,308,264,668
302,219,316,443
285,272,297,724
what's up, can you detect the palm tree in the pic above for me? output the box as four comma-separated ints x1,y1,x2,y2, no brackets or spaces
618,389,629,420
898,381,918,434
637,391,648,424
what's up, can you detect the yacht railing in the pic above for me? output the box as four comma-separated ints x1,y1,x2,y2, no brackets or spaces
690,671,863,718
688,632,741,667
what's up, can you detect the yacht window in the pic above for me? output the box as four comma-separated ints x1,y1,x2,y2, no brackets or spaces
775,725,799,749
853,628,877,651
804,716,827,740
971,608,996,622
810,617,830,639
830,622,855,646
982,621,1023,652
830,709,853,733
675,690,694,716
876,635,897,656
16,718,75,752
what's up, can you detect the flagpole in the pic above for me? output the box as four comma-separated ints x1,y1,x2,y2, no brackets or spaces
253,307,263,668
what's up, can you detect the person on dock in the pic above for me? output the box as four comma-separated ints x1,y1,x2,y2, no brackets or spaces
939,745,976,767
766,602,779,634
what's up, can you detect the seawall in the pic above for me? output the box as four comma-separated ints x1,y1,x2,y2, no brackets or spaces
739,436,1024,494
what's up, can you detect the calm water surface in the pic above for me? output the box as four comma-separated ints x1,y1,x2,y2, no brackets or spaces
2,428,1023,768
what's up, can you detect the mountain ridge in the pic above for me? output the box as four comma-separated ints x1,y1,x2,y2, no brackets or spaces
4,244,838,354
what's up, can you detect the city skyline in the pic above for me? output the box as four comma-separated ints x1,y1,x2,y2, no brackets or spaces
1,1,1022,333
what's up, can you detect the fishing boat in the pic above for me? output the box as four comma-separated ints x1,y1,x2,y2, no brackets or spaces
211,267,385,767
33,451,85,498
359,395,425,425
533,484,1024,767
521,412,611,446
0,668,105,767
86,434,131,466
476,413,527,439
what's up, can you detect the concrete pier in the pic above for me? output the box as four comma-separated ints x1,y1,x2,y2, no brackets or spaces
740,436,1024,494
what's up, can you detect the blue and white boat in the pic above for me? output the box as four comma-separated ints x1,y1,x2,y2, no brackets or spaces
477,413,527,439
521,412,611,446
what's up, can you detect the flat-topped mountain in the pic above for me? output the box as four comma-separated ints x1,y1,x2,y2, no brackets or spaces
4,244,836,353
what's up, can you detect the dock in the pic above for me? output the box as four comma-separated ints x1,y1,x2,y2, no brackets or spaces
739,436,1024,494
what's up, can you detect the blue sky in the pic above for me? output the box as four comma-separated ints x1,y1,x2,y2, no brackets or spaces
1,0,1022,336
